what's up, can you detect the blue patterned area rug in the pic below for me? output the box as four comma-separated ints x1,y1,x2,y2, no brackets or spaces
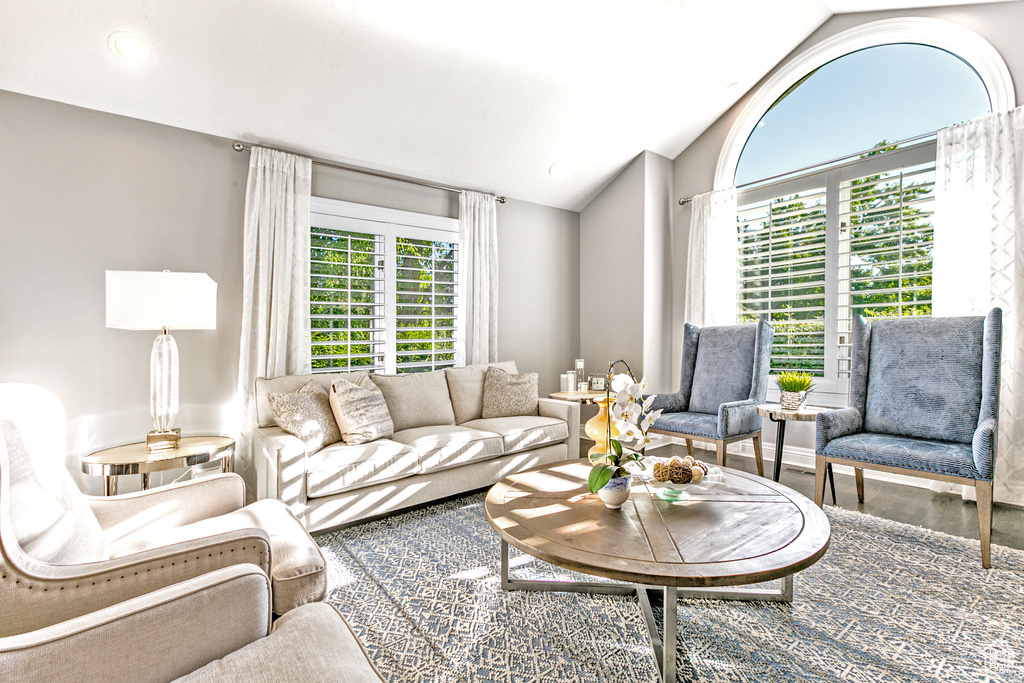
316,493,1024,682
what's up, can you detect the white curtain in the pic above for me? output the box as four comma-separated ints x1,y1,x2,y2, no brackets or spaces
235,147,312,486
458,191,498,365
684,187,738,326
934,105,1024,506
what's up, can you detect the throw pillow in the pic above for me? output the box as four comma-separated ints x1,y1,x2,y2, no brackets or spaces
482,366,539,419
267,381,342,453
330,376,394,444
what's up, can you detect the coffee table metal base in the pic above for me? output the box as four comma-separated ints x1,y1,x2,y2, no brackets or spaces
500,540,793,682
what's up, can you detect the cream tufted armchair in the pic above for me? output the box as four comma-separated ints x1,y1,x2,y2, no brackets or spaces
0,383,327,637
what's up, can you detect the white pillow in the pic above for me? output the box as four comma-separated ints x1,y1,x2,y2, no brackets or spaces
330,375,394,445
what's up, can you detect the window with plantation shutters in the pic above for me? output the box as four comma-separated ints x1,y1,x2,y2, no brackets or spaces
736,141,936,394
309,198,460,375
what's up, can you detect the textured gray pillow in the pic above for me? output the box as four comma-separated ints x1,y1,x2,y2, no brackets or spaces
369,371,456,432
445,361,519,424
330,375,394,444
482,367,539,418
267,381,342,453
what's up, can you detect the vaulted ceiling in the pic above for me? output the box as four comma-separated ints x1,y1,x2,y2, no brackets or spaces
0,0,1013,210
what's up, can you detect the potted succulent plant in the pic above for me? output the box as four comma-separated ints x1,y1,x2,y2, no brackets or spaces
776,371,815,410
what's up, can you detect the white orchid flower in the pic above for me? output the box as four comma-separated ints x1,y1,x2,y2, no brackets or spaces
610,373,631,393
627,383,644,400
643,395,656,412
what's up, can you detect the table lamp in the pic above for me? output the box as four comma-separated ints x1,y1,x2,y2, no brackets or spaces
105,270,217,451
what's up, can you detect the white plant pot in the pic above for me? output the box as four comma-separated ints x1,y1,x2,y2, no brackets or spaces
780,390,806,411
598,475,632,509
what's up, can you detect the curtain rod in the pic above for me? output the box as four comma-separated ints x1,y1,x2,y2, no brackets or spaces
677,129,939,205
232,141,506,204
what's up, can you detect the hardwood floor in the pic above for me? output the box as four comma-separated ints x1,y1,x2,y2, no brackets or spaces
639,442,1024,552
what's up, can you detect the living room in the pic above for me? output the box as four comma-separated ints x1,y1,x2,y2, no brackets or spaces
2,1,1023,681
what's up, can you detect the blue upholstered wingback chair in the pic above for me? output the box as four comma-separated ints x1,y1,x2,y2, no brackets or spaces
649,320,774,475
815,309,1001,567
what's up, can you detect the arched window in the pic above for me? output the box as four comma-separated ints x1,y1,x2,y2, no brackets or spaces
722,18,1013,397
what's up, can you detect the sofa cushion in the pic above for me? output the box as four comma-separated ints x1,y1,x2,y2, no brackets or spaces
444,361,518,424
369,371,456,432
863,316,984,444
305,439,419,498
391,425,504,473
106,499,326,616
460,416,568,455
329,376,394,445
823,432,979,479
688,325,756,415
482,367,539,418
650,411,720,440
267,381,342,454
255,372,367,428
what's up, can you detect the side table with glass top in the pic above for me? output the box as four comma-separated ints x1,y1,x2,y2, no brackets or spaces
756,404,836,504
82,435,235,496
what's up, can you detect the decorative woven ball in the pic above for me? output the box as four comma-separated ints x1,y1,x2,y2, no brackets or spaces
682,455,695,465
669,460,692,484
653,461,671,482
689,466,704,484
692,461,708,475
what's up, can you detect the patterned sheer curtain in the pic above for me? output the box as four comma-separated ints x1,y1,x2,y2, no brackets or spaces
457,191,498,365
684,187,738,326
235,147,313,488
934,105,1024,505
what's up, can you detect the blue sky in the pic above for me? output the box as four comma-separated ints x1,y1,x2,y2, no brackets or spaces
735,44,991,186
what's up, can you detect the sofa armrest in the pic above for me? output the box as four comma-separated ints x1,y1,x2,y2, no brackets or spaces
538,398,579,461
10,528,272,634
87,473,245,545
0,564,271,683
718,399,760,438
972,417,997,480
252,427,309,524
815,407,863,454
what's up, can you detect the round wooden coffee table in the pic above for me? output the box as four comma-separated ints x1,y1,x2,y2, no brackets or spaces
485,458,830,682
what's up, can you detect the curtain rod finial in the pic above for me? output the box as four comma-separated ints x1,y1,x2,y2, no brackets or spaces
232,141,248,152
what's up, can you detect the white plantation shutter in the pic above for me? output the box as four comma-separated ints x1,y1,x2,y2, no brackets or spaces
836,161,935,376
738,187,827,375
736,141,936,393
310,227,387,373
309,198,459,375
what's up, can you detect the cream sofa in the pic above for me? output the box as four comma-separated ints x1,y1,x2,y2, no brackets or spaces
252,362,580,532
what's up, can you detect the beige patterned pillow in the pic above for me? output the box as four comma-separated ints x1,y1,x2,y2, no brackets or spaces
330,375,394,444
267,381,342,453
482,367,539,418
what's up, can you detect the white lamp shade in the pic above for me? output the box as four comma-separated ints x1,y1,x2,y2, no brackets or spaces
106,271,217,331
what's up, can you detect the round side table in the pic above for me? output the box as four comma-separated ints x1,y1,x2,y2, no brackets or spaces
547,390,607,404
756,404,836,504
82,435,234,496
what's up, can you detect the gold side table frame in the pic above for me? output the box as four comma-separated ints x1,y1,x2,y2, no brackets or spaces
82,435,234,496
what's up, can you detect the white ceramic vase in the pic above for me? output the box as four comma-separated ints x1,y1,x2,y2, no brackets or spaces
598,475,632,509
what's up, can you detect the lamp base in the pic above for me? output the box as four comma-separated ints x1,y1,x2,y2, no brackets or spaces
147,428,181,452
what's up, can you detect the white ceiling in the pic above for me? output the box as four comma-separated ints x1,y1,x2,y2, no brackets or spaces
0,0,1015,211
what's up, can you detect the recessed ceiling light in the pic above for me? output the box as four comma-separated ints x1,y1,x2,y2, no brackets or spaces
108,32,151,63
548,161,572,177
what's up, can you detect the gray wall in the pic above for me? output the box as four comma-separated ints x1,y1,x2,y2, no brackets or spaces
579,150,674,392
0,90,580,493
669,1,1024,453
